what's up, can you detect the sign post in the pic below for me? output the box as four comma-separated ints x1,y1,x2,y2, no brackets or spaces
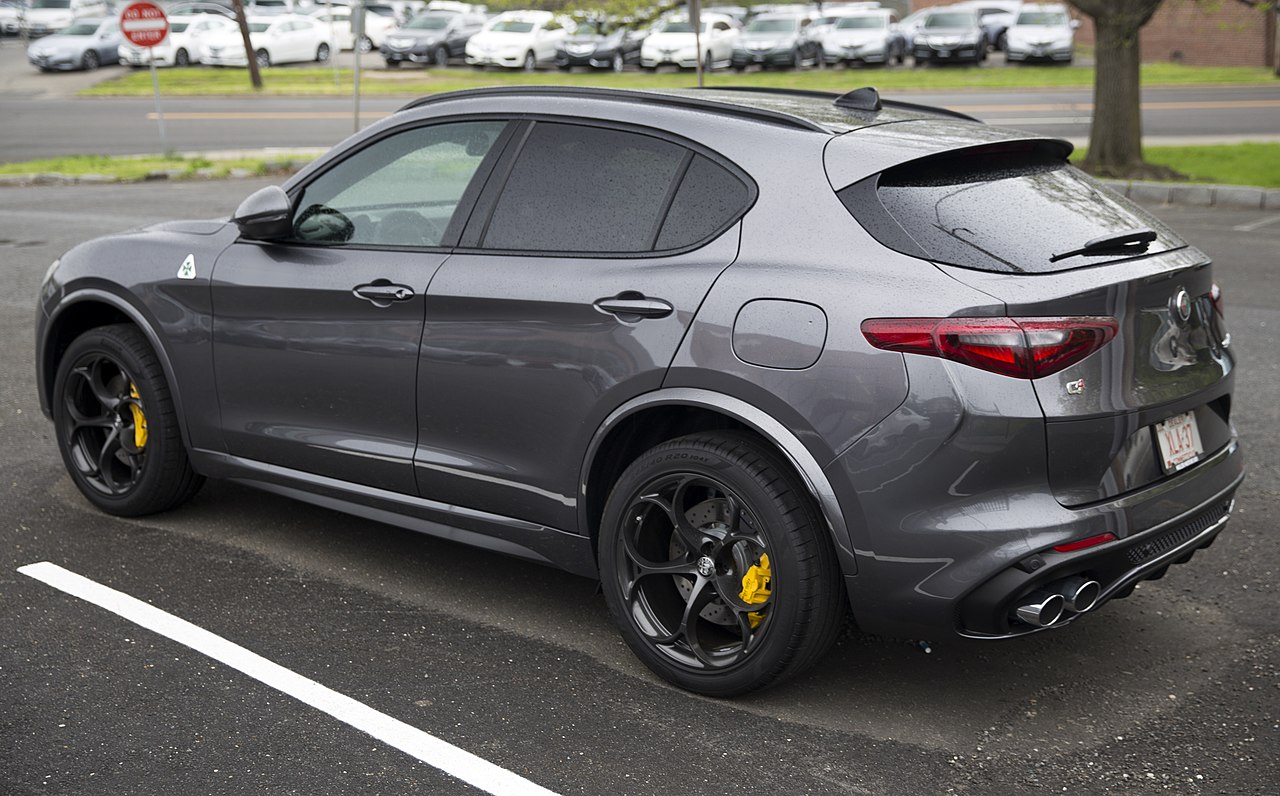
120,1,170,152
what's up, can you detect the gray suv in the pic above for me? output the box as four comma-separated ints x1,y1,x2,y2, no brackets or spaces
36,87,1244,696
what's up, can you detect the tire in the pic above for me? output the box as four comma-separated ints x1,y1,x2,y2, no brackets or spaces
703,51,713,72
611,52,623,72
357,35,373,54
52,324,203,517
255,48,270,68
522,50,535,71
432,44,448,66
81,49,99,70
175,48,190,67
598,432,845,697
384,58,400,68
814,46,824,69
315,42,330,62
790,47,801,70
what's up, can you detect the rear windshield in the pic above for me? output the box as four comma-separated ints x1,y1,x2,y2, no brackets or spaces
925,12,974,28
838,143,1185,274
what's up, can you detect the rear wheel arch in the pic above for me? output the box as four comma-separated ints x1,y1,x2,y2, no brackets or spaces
41,293,191,451
579,389,857,573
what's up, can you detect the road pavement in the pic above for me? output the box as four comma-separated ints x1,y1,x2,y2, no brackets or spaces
1,179,1277,795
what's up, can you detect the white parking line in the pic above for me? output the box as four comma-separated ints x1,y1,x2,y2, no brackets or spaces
18,561,561,796
1232,215,1280,232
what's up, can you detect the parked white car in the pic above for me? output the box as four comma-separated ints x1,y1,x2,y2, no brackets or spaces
21,0,108,37
640,12,740,70
464,10,571,71
0,1,24,36
202,14,334,67
806,2,881,42
309,6,398,52
820,9,906,67
118,13,238,67
1004,2,1076,63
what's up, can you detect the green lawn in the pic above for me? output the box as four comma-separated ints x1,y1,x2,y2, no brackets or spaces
0,153,309,181
79,62,1278,97
1072,143,1280,189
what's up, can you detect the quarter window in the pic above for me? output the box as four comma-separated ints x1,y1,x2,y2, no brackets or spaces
291,120,506,247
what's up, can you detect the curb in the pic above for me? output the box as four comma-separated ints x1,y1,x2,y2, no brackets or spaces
1103,179,1280,211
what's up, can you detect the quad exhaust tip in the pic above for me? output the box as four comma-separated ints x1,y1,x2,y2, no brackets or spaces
1012,577,1102,627
1014,591,1064,627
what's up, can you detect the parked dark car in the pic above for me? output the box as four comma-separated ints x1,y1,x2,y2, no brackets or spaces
912,8,987,64
380,9,484,67
730,12,818,70
37,86,1244,696
555,24,645,72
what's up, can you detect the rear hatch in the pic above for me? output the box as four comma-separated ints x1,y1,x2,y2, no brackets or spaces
831,131,1236,506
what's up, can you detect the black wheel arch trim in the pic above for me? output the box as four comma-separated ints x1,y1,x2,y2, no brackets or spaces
579,387,858,575
39,288,193,453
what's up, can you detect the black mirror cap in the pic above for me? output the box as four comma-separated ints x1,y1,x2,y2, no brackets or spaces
232,185,292,241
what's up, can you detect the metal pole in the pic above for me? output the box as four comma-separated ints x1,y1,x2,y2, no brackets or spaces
691,0,703,88
148,47,168,153
352,0,363,133
327,0,338,86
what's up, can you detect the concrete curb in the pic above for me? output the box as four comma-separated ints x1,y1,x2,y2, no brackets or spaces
1103,179,1280,211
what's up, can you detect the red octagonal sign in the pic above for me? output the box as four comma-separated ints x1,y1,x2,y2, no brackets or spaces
120,1,169,48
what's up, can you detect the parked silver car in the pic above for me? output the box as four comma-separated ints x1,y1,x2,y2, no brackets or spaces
27,16,121,71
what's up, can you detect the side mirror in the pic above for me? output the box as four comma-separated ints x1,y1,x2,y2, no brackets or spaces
1070,19,1081,29
232,185,293,241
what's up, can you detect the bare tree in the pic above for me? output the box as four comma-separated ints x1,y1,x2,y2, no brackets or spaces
1068,0,1181,179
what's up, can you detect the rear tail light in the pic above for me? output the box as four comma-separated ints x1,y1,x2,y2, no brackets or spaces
1053,532,1117,553
861,316,1119,379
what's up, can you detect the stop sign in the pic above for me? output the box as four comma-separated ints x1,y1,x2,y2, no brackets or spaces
120,1,168,48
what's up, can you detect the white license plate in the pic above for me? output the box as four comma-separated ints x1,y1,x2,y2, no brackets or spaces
1155,411,1204,473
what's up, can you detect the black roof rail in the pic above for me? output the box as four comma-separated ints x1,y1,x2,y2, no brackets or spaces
695,85,984,124
397,86,829,133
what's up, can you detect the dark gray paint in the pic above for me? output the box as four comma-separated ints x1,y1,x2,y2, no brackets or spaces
732,299,827,369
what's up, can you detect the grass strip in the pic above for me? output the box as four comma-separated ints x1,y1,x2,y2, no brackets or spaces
1072,142,1280,188
0,153,311,182
79,62,1279,97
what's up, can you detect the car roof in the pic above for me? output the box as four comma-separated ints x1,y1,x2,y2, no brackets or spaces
398,86,982,136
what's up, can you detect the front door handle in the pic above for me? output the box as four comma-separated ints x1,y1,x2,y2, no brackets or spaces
354,280,415,308
594,291,674,321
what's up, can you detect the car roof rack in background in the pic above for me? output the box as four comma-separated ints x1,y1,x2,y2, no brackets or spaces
398,86,833,134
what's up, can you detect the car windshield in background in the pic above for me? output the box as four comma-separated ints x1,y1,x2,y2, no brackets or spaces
407,14,450,29
746,18,798,33
925,12,974,28
248,21,270,32
836,16,886,29
30,0,71,7
659,20,696,33
367,6,398,17
1017,11,1069,25
61,22,98,34
169,21,190,33
490,20,535,33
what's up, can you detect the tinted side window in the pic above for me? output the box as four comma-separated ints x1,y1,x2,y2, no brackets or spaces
655,155,749,250
292,120,506,247
482,122,686,253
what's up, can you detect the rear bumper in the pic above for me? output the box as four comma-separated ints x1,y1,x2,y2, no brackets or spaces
914,43,981,62
1006,46,1072,62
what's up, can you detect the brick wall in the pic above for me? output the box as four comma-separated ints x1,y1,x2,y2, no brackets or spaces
908,0,1275,66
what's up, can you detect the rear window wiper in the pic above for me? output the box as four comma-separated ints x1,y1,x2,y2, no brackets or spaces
1049,229,1157,263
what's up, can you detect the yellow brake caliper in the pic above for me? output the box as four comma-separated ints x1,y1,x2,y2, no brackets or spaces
738,553,771,629
128,383,148,450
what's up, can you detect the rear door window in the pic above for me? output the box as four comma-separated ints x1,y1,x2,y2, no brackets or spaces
838,142,1185,273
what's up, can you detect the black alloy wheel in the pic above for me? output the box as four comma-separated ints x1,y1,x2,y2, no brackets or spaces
433,44,448,66
175,47,190,66
81,49,99,70
599,432,844,696
52,324,203,516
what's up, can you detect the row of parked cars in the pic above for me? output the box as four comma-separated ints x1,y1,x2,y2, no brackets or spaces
18,0,1081,73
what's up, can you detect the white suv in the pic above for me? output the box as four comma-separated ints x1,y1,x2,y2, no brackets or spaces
464,10,571,71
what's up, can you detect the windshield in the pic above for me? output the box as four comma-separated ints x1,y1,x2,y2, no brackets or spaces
925,12,974,28
835,16,885,30
248,21,270,32
1016,11,1069,25
407,14,450,29
489,19,535,33
62,21,96,33
366,5,397,16
169,21,190,32
745,18,797,33
29,0,71,8
658,20,702,33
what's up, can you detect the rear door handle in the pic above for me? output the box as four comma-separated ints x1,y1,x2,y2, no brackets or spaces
594,292,674,321
353,280,415,307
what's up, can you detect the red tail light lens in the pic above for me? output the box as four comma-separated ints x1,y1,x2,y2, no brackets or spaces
1053,532,1117,553
861,316,1119,379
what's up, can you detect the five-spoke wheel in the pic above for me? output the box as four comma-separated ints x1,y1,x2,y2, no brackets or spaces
599,432,843,696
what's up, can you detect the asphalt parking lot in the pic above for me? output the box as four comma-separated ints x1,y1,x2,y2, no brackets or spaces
1,180,1277,795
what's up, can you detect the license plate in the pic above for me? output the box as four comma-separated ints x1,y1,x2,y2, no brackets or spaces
938,50,951,57
1155,411,1204,473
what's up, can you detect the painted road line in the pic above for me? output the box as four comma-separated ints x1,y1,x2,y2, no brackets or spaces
1232,214,1280,232
17,561,561,796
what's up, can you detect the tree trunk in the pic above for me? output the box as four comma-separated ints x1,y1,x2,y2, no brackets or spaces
1068,0,1179,180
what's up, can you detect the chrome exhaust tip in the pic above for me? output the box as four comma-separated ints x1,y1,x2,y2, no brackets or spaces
1060,577,1101,613
1013,591,1065,627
